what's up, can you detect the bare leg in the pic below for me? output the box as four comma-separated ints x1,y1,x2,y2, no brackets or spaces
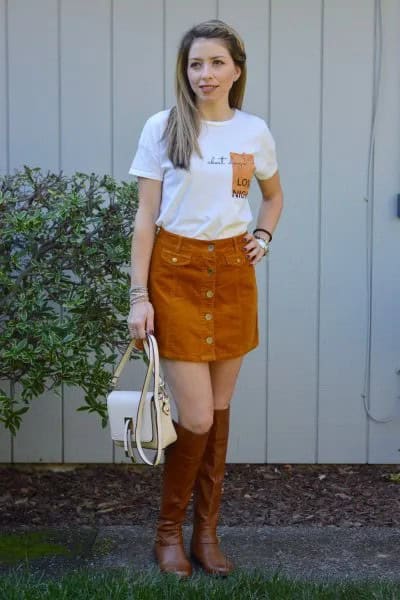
161,359,214,432
209,356,243,409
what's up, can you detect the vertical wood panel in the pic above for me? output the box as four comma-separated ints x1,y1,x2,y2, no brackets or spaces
114,0,165,462
318,0,374,462
61,0,113,461
60,0,111,174
7,0,63,461
219,0,270,462
114,0,164,181
8,0,59,172
63,345,113,462
219,0,269,119
267,0,321,462
64,386,112,463
369,0,400,462
13,382,62,463
0,0,7,175
165,0,216,108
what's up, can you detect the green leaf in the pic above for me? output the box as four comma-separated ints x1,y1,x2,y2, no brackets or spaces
0,168,138,436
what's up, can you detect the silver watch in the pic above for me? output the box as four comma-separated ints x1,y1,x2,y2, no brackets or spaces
255,236,269,255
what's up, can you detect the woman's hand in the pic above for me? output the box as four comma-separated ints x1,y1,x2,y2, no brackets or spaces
243,233,268,265
127,301,154,339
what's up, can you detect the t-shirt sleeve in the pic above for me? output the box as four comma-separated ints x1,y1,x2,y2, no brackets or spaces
254,122,278,180
128,115,164,181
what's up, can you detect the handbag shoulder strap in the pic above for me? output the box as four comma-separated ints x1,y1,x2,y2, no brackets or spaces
109,338,138,390
135,334,163,465
109,337,164,392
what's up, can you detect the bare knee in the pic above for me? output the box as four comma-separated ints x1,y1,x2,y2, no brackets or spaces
180,413,213,435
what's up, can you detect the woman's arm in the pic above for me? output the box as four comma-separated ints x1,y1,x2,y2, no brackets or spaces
127,177,162,339
131,177,162,286
244,170,284,264
254,170,283,236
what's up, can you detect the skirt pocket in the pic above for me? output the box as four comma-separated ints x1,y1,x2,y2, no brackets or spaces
159,248,193,299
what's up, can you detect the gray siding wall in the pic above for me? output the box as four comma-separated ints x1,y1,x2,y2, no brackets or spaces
0,0,399,464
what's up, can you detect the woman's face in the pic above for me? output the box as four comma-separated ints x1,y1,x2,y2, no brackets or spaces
186,38,241,106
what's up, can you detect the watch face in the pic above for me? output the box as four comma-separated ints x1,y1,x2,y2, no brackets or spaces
255,237,269,255
257,238,267,249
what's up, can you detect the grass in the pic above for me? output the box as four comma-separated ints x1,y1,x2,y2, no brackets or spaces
0,567,400,599
0,531,73,564
1,531,399,598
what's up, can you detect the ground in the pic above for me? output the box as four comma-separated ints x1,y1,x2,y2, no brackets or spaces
0,463,399,528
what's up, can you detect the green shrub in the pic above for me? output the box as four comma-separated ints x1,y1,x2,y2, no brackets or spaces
0,166,138,435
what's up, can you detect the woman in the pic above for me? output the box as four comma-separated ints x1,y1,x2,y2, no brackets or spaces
127,19,283,578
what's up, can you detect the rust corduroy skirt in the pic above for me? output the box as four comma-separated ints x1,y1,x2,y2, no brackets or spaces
148,227,259,362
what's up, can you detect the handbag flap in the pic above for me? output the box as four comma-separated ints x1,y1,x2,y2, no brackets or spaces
107,390,155,443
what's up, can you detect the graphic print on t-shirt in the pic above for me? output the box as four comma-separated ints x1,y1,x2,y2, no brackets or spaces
230,152,256,198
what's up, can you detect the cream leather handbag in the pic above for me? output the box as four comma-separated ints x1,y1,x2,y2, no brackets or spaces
106,333,177,466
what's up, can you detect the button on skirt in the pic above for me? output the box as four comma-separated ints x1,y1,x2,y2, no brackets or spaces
148,227,259,362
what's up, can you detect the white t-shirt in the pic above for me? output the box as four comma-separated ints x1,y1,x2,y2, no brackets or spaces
128,107,278,240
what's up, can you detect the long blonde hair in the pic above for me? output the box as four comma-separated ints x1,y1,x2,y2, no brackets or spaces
163,19,247,170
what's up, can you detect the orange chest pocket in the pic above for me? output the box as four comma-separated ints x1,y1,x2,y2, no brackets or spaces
230,152,256,198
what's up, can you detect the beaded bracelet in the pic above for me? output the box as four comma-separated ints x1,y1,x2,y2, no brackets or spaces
253,228,272,243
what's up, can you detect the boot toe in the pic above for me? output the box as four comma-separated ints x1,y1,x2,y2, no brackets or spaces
191,544,235,576
154,543,192,577
209,553,235,575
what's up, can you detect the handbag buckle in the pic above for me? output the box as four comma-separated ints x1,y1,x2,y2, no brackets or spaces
157,389,171,416
158,381,171,416
161,398,170,416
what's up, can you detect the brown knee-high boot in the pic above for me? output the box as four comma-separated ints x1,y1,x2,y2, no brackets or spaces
154,420,210,577
190,407,234,575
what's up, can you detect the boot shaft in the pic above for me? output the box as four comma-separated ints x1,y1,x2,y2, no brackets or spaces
157,420,210,532
193,408,230,536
